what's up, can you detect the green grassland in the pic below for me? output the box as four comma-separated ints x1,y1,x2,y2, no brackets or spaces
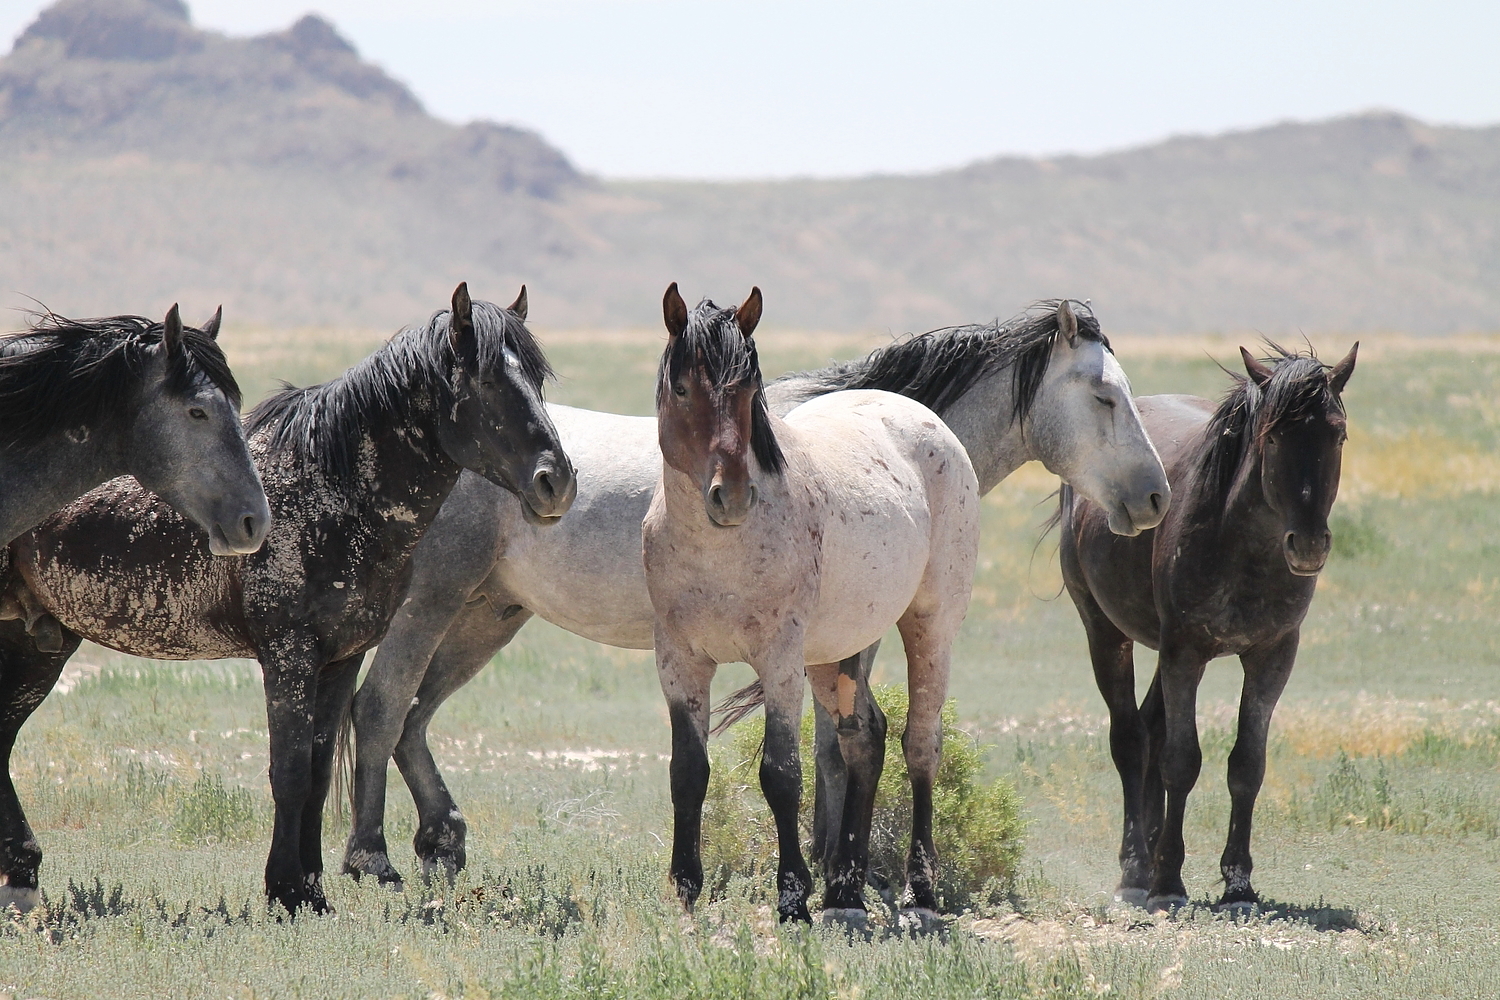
4,328,1500,998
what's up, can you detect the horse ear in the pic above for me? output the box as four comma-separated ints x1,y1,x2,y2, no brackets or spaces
1056,300,1079,347
663,282,688,339
508,285,528,321
737,287,763,338
1329,342,1358,395
449,281,475,358
163,303,183,358
1240,346,1274,386
201,306,222,341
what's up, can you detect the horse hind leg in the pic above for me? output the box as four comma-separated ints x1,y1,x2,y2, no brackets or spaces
894,604,962,928
393,599,533,882
811,641,883,870
0,619,81,914
1219,631,1299,910
807,653,887,926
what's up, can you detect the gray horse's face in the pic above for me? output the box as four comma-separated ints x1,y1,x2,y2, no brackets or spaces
1028,333,1169,537
436,284,576,524
128,319,269,556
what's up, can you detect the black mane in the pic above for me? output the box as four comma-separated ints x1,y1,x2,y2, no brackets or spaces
657,298,785,476
1198,343,1344,505
247,299,551,483
775,299,1108,423
0,311,240,452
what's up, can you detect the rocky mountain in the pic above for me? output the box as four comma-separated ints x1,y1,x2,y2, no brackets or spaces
0,0,1496,335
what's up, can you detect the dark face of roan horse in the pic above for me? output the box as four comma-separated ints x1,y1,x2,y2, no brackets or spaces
1242,346,1353,576
657,283,778,527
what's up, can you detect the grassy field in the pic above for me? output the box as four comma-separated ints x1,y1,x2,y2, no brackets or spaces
4,324,1500,998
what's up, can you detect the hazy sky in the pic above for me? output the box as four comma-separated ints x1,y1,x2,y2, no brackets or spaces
3,0,1497,178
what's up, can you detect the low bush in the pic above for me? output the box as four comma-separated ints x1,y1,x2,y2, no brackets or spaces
702,684,1025,909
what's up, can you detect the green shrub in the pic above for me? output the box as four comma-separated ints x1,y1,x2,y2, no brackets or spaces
1329,507,1388,559
702,684,1025,909
173,772,259,845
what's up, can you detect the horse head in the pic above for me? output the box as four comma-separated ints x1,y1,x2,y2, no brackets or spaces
1024,301,1169,536
1242,342,1357,576
657,283,783,527
127,304,270,555
435,282,576,523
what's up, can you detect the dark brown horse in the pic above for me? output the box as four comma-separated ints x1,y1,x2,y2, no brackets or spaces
1060,343,1356,910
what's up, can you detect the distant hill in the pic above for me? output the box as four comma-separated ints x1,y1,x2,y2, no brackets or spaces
2,0,1497,335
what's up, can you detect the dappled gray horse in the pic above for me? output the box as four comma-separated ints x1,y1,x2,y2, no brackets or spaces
341,299,1168,902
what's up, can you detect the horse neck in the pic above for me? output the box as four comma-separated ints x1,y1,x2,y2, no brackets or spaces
0,430,129,544
935,374,1031,495
1188,436,1279,546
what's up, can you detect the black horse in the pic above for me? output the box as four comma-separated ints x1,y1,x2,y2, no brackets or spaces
0,284,575,915
1060,343,1356,910
0,304,267,550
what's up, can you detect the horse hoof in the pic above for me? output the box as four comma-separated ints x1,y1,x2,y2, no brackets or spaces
1146,893,1188,914
819,907,870,934
0,885,40,915
1113,887,1149,908
897,907,942,935
419,856,460,884
1215,898,1259,915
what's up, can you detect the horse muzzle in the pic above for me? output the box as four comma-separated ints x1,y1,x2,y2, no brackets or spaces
1283,529,1331,577
705,480,756,527
208,503,272,556
520,461,577,523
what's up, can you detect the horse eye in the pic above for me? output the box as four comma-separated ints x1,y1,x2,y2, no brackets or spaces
480,379,496,389
1094,395,1116,409
674,383,688,398
188,406,207,420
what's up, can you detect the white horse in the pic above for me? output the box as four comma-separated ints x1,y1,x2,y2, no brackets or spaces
644,284,979,924
341,295,1169,901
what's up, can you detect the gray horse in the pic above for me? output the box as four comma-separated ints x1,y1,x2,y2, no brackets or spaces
341,300,1169,891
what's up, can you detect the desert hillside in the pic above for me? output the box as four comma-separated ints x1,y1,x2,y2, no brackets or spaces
1,0,1497,334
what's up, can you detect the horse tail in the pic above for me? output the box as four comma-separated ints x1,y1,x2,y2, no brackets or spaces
333,694,355,823
709,680,765,736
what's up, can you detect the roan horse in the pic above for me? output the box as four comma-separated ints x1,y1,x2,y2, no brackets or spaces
0,284,575,915
644,284,978,924
340,299,1169,897
1060,343,1356,911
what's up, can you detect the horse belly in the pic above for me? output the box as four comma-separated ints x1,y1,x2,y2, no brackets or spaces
19,534,247,661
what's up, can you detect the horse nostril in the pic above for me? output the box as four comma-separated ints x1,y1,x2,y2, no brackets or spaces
1285,531,1296,552
1149,492,1163,515
708,484,725,510
242,515,258,540
533,469,556,502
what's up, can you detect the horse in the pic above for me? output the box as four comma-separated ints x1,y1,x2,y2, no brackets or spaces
644,284,979,924
1059,342,1356,911
340,297,1170,900
0,284,575,916
0,304,267,551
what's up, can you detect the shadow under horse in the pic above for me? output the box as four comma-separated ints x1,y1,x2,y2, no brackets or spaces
1060,342,1356,910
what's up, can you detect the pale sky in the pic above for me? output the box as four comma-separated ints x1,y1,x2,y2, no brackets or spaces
3,0,1497,179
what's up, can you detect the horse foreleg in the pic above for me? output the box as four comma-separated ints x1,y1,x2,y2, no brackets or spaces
395,600,531,882
655,632,716,912
1139,671,1167,856
1220,630,1298,908
261,645,328,916
755,652,813,924
301,654,364,899
0,619,80,914
1148,642,1209,912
